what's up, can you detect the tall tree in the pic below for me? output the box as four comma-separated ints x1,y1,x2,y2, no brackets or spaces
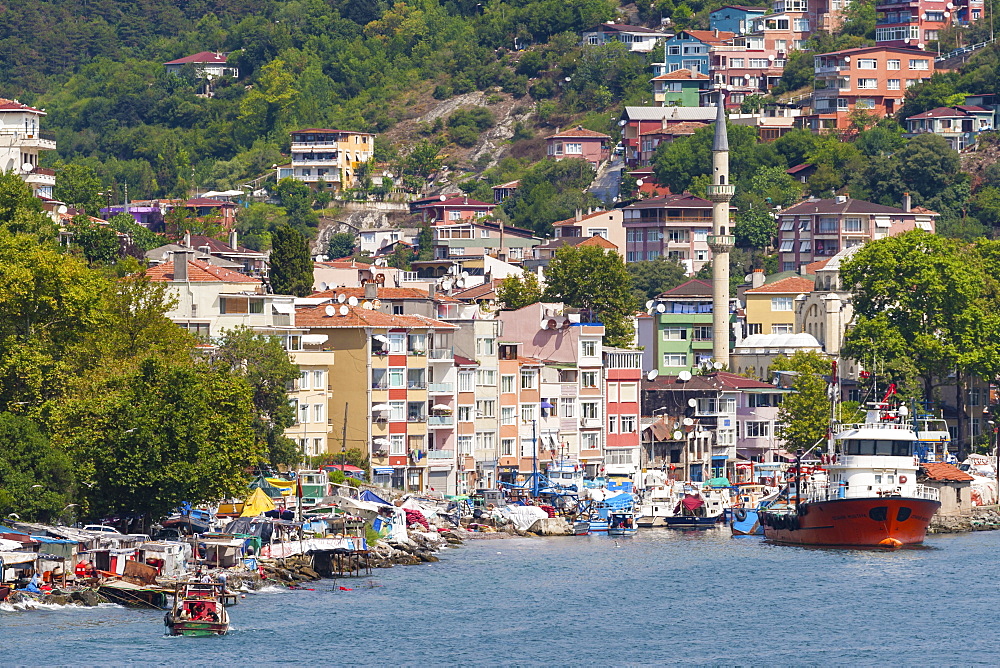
496,271,543,310
325,232,356,259
53,162,103,216
543,245,638,347
269,224,314,297
769,351,832,453
627,257,687,300
70,215,121,266
0,413,75,523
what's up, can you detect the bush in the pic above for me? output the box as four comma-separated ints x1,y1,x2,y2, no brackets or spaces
433,84,453,100
448,124,481,147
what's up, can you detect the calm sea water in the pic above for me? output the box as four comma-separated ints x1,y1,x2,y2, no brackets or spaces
3,528,997,665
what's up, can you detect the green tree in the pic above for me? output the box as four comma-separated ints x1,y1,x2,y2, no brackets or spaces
107,212,167,251
496,271,543,309
275,178,319,234
895,133,962,200
415,223,434,261
326,232,356,259
627,257,687,301
269,224,314,297
70,215,121,266
53,162,103,216
210,328,300,466
0,413,75,523
543,245,638,347
734,208,777,249
769,351,832,453
0,171,58,241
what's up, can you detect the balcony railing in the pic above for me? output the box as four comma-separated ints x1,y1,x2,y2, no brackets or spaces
428,415,454,427
428,348,454,360
428,382,454,393
407,414,427,423
407,381,427,389
427,449,455,460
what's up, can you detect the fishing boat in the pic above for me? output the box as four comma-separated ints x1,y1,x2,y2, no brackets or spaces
607,510,638,536
163,582,230,637
730,489,783,536
663,488,726,528
572,516,592,535
759,382,941,549
636,483,678,528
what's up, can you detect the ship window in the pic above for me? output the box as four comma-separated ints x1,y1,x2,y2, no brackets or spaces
875,440,893,456
874,475,882,483
892,441,913,456
887,475,895,484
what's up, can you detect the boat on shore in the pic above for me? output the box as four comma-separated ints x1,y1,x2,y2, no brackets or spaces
760,387,941,549
163,582,230,637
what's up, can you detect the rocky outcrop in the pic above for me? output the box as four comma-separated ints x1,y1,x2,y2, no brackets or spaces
527,517,572,536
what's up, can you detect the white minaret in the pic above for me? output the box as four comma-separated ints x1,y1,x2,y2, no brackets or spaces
706,90,735,368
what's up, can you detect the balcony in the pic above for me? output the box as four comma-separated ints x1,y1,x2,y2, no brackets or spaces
0,130,56,150
428,415,454,427
814,62,849,74
407,381,427,390
428,348,454,360
705,184,735,202
428,382,454,393
581,418,602,429
24,171,55,186
407,414,427,423
427,449,455,460
287,173,342,183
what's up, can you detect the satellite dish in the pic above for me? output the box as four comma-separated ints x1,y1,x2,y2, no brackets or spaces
339,305,349,316
57,205,68,215
647,369,659,381
645,300,654,309
442,280,453,291
673,422,680,429
324,305,335,316
683,417,694,426
678,370,692,381
461,271,469,279
456,278,466,288
744,274,753,283
362,300,373,310
656,304,666,313
672,430,683,440
636,179,644,186
372,299,382,309
21,162,33,173
439,195,447,201
687,398,697,408
337,294,347,304
713,361,723,370
618,119,626,126
347,296,359,306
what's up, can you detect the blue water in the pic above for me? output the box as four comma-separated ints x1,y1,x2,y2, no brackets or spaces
3,528,998,665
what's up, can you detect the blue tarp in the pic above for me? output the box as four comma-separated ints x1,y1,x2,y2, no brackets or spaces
602,493,635,510
360,490,391,506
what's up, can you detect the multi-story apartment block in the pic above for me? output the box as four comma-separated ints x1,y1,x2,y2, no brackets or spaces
643,279,737,375
664,30,736,75
622,193,722,273
776,195,937,270
294,304,458,493
904,104,996,150
0,98,56,198
430,220,538,262
772,0,846,32
651,69,711,107
709,5,768,34
414,196,495,224
874,0,954,47
285,344,336,460
551,209,627,257
806,46,934,130
635,122,708,165
709,37,786,105
581,23,671,52
277,129,375,191
604,348,643,480
744,275,817,336
621,106,717,167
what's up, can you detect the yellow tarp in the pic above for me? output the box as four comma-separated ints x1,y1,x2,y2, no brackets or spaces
241,487,276,517
265,477,295,496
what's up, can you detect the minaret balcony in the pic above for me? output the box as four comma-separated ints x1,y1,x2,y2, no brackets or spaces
706,184,735,202
707,234,735,252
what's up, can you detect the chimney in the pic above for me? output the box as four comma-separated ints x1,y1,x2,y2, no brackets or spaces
428,283,436,299
183,230,191,248
174,249,191,282
834,195,847,204
751,268,765,288
463,196,468,205
715,29,719,37
575,209,583,222
229,227,238,249
364,281,378,300
902,192,911,213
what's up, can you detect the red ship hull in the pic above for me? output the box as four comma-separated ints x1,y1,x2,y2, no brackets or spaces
760,497,940,548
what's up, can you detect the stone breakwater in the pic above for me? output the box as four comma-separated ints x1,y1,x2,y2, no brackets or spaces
928,506,1000,533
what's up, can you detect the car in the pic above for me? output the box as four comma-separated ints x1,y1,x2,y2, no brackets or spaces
83,524,122,534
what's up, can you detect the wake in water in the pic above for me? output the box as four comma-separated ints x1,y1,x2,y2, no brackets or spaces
0,600,121,613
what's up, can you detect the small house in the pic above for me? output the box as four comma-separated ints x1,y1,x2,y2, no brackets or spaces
919,462,975,516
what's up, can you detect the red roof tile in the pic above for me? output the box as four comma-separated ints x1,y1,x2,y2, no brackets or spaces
552,210,619,226
145,258,261,283
651,69,710,81
546,126,612,140
309,287,461,303
746,276,816,294
921,462,975,482
579,235,618,250
0,98,44,114
805,258,832,274
294,304,457,329
681,29,737,44
163,51,229,65
292,128,374,135
452,279,502,301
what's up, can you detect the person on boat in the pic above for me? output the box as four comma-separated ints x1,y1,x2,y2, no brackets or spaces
178,606,191,620
200,571,213,584
217,572,228,593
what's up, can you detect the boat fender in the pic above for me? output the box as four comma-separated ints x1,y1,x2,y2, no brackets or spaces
164,612,174,628
899,475,907,484
792,516,800,530
486,504,496,511
797,505,807,517
733,508,747,522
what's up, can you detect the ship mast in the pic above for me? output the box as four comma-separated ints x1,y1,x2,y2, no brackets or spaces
828,360,839,455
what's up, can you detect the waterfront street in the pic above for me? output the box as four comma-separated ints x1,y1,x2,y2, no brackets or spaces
5,528,997,665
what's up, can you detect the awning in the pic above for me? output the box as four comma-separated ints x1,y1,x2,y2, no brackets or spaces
431,404,451,411
373,437,389,446
711,455,728,461
241,487,276,517
429,466,452,471
0,551,38,565
0,538,25,551
373,335,389,343
371,404,390,412
373,467,394,475
775,449,796,461
302,334,328,345
272,303,295,314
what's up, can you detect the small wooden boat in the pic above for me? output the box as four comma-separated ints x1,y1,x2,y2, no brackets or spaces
607,510,638,536
572,518,591,535
164,582,230,636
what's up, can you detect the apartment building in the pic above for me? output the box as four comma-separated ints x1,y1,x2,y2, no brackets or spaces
285,343,336,460
293,304,458,493
806,46,934,130
430,219,539,262
744,275,817,336
873,0,954,46
581,23,671,52
0,98,56,198
278,129,375,191
709,5,768,34
414,196,495,224
645,279,724,375
663,30,736,75
904,105,996,150
550,208,627,260
621,106,717,167
651,69,710,107
604,348,643,480
776,195,938,270
622,193,722,274
709,37,786,105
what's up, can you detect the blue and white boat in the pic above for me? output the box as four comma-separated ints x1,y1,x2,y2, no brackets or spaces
729,487,782,536
607,510,638,536
663,488,726,528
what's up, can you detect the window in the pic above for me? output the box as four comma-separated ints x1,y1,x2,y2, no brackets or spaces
390,434,405,455
477,369,497,386
748,394,777,408
299,371,310,390
779,240,794,252
458,435,473,455
458,405,472,422
800,240,812,253
887,59,900,70
588,227,608,239
648,230,662,242
662,327,687,341
843,217,863,232
717,429,735,445
857,59,877,70
581,340,597,357
663,353,687,367
620,383,638,403
458,370,475,393
501,374,516,394
581,402,599,419
747,323,762,335
313,370,324,388
389,401,405,422
581,371,598,388
887,79,900,90
581,432,599,448
647,250,660,261
627,252,638,262
521,404,537,423
608,415,617,433
771,323,793,334
520,370,537,389
857,78,877,89
476,431,496,452
909,59,929,70
772,297,793,311
793,18,809,31
313,404,324,423
668,230,688,243
388,333,405,353
407,333,426,353
299,403,309,424
500,438,515,456
730,58,745,68
668,45,680,55
476,338,496,356
388,367,405,388
855,99,875,110
607,383,618,403
620,415,637,432
819,217,838,233
565,143,583,154
392,304,404,315
780,219,795,231
476,399,496,418
560,397,575,418
692,326,712,341
749,58,768,68
501,406,517,425
799,219,811,232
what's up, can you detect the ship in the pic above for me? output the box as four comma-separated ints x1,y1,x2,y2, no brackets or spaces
760,380,941,549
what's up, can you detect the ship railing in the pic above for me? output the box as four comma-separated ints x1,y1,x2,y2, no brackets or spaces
836,422,912,431
802,483,940,503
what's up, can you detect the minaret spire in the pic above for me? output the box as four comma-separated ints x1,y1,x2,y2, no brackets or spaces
706,89,735,369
